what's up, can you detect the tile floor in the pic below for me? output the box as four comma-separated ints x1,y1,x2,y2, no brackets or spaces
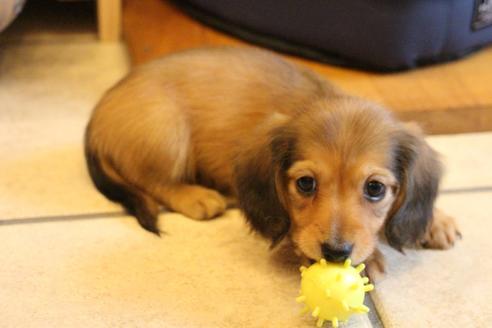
1,3,491,328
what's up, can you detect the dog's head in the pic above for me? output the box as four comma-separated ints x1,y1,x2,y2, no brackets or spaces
235,97,441,263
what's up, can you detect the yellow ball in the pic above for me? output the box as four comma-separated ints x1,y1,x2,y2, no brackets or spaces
296,259,374,328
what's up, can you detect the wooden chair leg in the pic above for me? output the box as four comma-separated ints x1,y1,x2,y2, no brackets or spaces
97,0,122,42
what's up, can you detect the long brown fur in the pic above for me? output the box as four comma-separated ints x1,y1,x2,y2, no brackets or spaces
85,47,460,276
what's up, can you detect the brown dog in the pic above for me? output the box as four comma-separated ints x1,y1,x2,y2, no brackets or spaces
85,47,460,277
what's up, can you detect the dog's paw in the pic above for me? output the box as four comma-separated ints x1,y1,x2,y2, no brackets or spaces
420,209,462,250
175,187,227,220
365,248,386,283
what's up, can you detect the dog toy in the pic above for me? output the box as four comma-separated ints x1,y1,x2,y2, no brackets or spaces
296,258,374,328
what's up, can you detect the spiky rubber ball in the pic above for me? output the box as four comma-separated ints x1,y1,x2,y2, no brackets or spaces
296,259,374,328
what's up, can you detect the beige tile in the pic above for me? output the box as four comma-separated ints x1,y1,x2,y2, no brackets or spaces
0,43,129,122
427,133,492,190
0,118,121,219
0,30,128,220
0,210,372,328
371,192,492,328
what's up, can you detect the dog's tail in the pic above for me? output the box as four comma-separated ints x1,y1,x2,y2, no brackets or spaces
84,133,160,235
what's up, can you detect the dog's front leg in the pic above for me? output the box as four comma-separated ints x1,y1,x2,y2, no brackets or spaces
365,248,386,283
420,208,461,249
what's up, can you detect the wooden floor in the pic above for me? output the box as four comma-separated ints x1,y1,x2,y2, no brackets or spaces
122,0,492,134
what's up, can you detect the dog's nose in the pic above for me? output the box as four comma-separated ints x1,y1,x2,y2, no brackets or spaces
321,242,353,263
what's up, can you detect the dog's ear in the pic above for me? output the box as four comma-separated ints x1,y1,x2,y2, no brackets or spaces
385,124,442,251
234,127,294,247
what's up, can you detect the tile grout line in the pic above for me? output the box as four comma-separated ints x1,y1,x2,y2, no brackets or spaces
0,211,127,226
439,186,492,194
1,185,491,226
367,293,384,328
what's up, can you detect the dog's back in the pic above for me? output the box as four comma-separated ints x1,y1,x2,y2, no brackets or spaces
85,47,335,232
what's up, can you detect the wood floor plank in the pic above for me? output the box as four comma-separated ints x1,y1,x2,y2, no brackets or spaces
122,0,492,134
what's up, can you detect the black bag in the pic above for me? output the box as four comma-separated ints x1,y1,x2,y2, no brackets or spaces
173,0,492,71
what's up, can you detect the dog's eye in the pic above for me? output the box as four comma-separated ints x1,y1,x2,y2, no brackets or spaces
296,176,316,195
364,180,386,202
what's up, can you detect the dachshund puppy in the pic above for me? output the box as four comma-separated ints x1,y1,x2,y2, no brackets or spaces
85,47,460,277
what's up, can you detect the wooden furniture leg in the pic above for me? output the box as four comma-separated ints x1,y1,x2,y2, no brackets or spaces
97,0,122,42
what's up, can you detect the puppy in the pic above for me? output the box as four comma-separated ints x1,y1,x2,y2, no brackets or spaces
85,47,460,277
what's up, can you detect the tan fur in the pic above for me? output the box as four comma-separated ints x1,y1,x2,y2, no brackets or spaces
421,209,461,249
86,47,460,273
279,100,399,264
88,48,332,192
